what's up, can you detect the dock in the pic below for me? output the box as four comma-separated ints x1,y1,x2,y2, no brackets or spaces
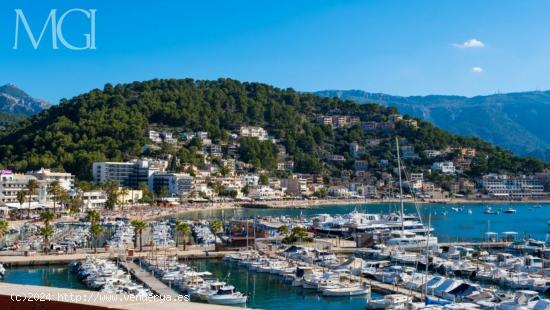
119,260,181,299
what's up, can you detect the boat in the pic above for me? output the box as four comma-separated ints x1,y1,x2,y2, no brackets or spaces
484,206,498,215
0,263,5,278
206,285,247,305
467,209,472,214
367,294,411,309
503,207,517,214
321,283,370,296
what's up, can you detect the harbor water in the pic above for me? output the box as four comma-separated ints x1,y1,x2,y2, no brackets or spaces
177,202,550,242
187,258,383,310
0,265,87,290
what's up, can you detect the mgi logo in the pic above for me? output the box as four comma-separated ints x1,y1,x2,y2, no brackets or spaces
13,9,96,50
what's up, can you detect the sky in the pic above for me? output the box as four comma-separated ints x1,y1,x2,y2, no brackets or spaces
1,0,550,103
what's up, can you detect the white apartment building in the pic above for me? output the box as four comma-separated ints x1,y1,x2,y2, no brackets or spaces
92,159,162,188
0,170,37,204
432,161,456,174
81,191,108,210
27,168,74,191
242,175,260,187
424,150,442,158
481,174,545,199
239,126,268,140
248,186,283,200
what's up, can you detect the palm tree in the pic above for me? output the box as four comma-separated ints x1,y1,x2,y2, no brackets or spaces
90,223,103,253
48,181,62,216
86,210,102,252
39,210,55,253
210,219,223,235
131,220,147,252
118,188,129,210
86,210,100,224
40,210,55,226
277,225,289,236
27,180,38,219
40,225,54,252
58,189,70,213
0,220,9,239
68,195,82,216
176,221,191,250
17,190,27,220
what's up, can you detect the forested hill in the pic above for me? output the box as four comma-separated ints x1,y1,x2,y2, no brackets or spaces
0,78,546,180
316,89,550,161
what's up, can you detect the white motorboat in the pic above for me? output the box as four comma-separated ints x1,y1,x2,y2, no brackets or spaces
206,285,247,305
0,263,5,278
367,294,411,309
322,283,370,296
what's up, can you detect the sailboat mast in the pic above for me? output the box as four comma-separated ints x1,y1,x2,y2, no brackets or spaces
396,137,405,232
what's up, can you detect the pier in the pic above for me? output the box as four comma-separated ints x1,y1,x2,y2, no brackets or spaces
118,260,180,299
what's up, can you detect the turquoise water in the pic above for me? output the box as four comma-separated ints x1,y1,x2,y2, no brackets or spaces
188,259,382,310
0,265,87,290
177,203,550,242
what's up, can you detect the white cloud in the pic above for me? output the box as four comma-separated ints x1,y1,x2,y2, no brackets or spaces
471,66,483,73
454,39,485,48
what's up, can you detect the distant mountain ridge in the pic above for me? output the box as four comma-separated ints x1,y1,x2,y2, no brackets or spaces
316,90,550,161
0,83,51,116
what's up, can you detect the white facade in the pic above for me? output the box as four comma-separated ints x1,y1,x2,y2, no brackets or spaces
481,174,545,199
432,161,456,174
0,170,37,204
27,168,74,191
81,191,107,210
239,126,268,140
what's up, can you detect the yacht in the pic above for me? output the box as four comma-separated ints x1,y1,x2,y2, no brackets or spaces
206,285,247,305
321,283,370,297
0,263,5,278
367,294,411,309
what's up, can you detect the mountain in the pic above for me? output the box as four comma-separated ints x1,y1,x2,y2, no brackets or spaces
0,78,546,180
0,83,51,116
315,90,550,162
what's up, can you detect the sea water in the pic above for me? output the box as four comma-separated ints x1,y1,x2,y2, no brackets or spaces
177,202,550,242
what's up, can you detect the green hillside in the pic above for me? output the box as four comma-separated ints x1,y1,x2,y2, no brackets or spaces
0,79,546,180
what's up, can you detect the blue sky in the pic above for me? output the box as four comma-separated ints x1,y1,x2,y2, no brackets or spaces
1,1,550,103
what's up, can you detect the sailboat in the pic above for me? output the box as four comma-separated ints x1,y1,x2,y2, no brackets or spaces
386,137,438,250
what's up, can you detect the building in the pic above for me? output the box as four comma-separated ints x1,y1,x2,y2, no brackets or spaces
81,191,107,210
460,148,477,158
432,161,456,174
354,160,369,171
241,175,260,187
480,174,545,199
27,168,74,191
148,130,162,143
0,170,37,203
248,186,284,200
329,155,345,162
410,173,424,181
281,176,308,196
349,142,365,158
92,159,163,188
239,126,268,140
149,172,194,197
424,150,442,158
400,145,418,159
203,144,223,158
361,122,378,132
